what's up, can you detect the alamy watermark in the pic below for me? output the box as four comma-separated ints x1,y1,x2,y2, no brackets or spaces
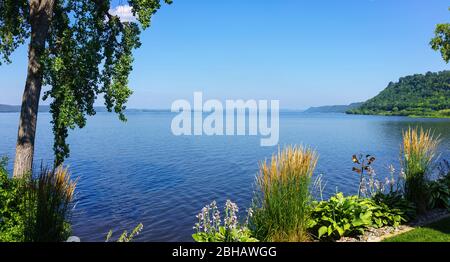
171,92,279,146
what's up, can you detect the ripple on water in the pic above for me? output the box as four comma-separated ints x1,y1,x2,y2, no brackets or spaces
0,112,449,241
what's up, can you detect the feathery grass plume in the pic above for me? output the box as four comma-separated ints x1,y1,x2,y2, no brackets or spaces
401,127,440,213
24,166,77,242
251,145,318,242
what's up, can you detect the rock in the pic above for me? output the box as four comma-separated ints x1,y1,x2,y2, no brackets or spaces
66,236,81,242
336,209,450,242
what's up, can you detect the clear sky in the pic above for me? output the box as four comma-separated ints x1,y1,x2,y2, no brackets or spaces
0,0,449,109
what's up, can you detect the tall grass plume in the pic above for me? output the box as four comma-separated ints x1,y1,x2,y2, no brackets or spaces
401,127,440,213
250,145,318,242
24,166,77,242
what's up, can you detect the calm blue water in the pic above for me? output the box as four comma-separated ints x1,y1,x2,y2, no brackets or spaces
0,112,449,241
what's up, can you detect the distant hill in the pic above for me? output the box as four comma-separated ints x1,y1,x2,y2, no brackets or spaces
0,105,176,113
0,104,20,112
0,104,109,113
0,104,51,113
347,71,450,118
304,102,363,113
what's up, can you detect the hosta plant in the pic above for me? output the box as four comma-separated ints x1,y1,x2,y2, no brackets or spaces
359,198,405,228
309,193,373,240
309,193,409,241
371,192,416,222
427,180,450,209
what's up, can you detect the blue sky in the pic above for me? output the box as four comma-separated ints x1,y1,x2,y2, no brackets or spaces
0,0,449,109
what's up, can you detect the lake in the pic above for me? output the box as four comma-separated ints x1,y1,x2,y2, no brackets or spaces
0,112,449,241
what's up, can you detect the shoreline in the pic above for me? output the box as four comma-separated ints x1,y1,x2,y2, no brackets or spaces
346,112,450,119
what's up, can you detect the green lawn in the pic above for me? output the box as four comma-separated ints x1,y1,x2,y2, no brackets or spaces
383,216,450,242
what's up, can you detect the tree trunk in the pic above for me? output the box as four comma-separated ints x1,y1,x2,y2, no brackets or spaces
13,0,54,178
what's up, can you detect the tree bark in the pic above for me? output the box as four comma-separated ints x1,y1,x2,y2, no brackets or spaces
13,0,54,178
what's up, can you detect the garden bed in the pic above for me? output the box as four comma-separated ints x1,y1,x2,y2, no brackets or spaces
337,209,450,242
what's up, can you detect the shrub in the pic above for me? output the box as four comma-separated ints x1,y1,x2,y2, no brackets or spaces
401,127,440,213
23,166,77,242
361,198,406,228
1,158,77,242
427,180,450,209
0,157,25,242
192,200,257,242
310,193,409,241
426,160,450,210
250,146,318,242
372,192,416,222
437,160,450,190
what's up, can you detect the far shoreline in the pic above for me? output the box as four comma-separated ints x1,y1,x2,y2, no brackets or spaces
345,112,450,119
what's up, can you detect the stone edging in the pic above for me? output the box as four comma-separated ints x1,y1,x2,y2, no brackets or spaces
336,209,450,242
371,213,450,242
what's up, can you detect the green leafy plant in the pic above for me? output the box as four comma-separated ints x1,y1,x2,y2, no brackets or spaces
1,158,77,242
192,200,258,242
105,223,144,242
309,193,373,240
309,192,409,241
427,180,450,209
427,160,450,209
193,226,256,243
437,160,450,190
360,198,405,228
372,192,416,222
0,157,25,242
250,146,318,242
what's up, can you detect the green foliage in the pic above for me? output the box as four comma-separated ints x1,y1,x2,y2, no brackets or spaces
0,1,29,65
192,200,258,242
347,71,450,117
23,167,76,242
128,0,173,29
0,0,172,165
427,163,450,210
430,8,450,63
193,226,257,243
105,223,144,242
309,193,373,240
372,192,416,222
427,180,450,209
437,160,450,190
1,161,76,242
0,157,24,242
250,146,318,242
363,198,406,229
309,193,409,241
